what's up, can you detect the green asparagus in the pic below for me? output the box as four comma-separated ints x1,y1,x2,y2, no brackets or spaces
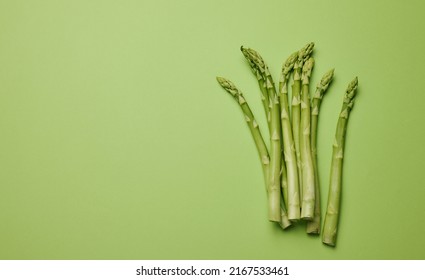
322,77,358,246
279,51,301,221
306,69,334,234
300,57,315,220
216,43,358,244
291,42,315,204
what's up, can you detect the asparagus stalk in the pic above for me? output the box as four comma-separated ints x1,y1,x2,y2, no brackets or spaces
279,162,292,229
239,46,282,222
322,77,358,246
300,57,316,220
216,77,291,228
268,74,284,222
291,42,315,204
279,51,301,221
306,69,334,234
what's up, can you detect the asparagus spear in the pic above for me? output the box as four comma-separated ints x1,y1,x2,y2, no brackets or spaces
300,57,316,220
291,42,315,204
306,69,334,234
239,46,282,222
322,77,358,246
216,77,291,228
279,51,301,221
268,74,284,222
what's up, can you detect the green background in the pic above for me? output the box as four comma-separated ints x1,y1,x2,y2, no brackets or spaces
1,0,424,259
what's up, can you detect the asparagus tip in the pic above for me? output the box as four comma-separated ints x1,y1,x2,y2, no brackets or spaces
216,76,226,85
346,77,358,95
313,68,335,98
301,57,315,83
325,68,335,80
282,51,299,75
298,42,315,62
320,68,335,89
216,76,240,97
343,77,358,106
240,46,266,74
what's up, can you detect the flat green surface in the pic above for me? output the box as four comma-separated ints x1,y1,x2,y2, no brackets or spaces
1,0,424,259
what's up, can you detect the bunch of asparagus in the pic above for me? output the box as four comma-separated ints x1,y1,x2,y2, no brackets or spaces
216,43,358,246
